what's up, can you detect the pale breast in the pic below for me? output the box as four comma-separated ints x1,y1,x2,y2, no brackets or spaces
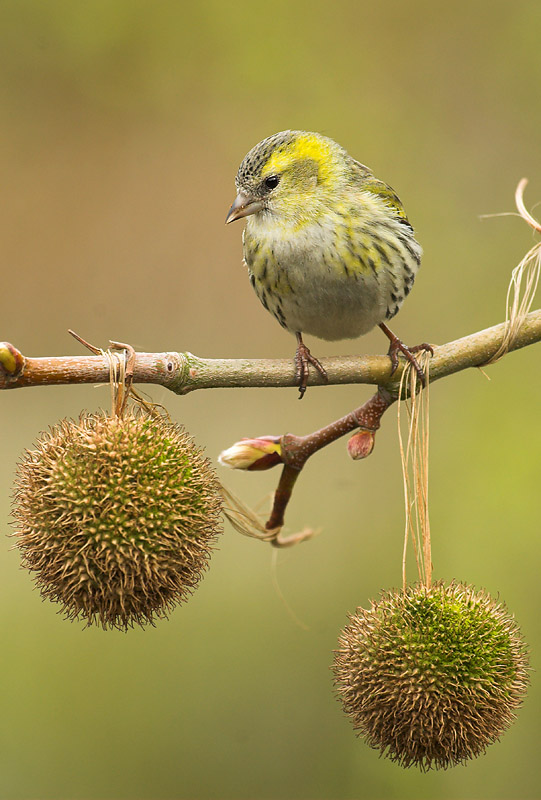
243,208,421,341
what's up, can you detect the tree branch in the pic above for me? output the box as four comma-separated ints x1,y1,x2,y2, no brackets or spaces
2,312,540,546
2,310,541,394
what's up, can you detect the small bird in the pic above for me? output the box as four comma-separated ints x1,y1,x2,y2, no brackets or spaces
226,130,431,397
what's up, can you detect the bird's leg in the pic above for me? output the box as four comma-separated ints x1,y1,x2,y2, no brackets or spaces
379,322,433,387
294,332,328,399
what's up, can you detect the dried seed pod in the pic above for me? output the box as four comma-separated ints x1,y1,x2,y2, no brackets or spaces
12,410,223,630
333,581,529,770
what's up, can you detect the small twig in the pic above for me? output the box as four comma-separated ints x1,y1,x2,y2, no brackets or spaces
266,389,393,537
266,466,302,534
221,389,394,542
68,329,102,355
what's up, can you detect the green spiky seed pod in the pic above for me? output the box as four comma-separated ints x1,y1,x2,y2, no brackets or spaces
12,410,223,630
332,581,529,770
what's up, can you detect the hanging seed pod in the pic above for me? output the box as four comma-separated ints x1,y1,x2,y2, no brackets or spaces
12,410,223,630
332,581,529,770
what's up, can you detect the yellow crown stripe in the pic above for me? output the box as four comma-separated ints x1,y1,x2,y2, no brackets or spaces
262,134,337,183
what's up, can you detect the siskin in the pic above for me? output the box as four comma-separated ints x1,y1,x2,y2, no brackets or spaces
226,130,431,397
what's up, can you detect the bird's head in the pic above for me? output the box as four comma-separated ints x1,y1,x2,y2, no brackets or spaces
226,130,349,227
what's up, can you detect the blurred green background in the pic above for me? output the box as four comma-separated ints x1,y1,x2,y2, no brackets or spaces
1,1,540,798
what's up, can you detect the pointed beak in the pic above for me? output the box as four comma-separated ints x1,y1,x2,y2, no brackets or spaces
225,192,264,224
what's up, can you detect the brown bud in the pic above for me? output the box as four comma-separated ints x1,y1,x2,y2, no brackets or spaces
347,429,375,460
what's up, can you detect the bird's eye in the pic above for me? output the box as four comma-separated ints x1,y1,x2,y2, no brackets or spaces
264,175,280,191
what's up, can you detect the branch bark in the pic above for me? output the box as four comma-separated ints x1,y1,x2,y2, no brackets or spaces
2,309,541,395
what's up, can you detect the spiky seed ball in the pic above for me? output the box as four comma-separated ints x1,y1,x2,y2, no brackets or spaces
332,582,529,770
12,410,223,630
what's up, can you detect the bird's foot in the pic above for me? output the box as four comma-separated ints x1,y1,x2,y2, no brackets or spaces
379,323,433,387
295,334,328,399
